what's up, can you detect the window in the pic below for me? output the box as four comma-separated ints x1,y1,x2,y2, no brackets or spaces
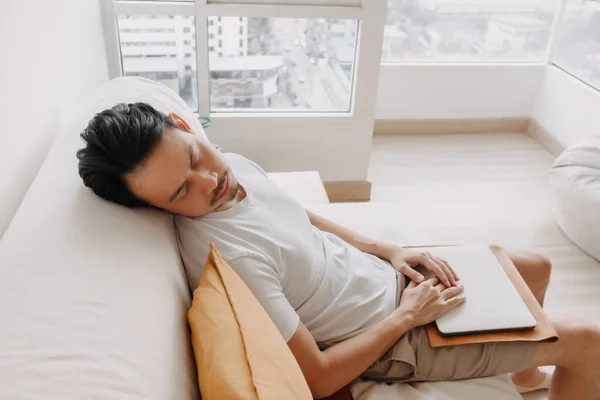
209,33,215,39
218,39,223,47
382,0,560,62
209,46,215,52
122,41,177,47
553,0,600,91
240,26,244,35
208,17,358,111
118,15,198,110
209,20,214,26
207,0,361,4
218,26,222,35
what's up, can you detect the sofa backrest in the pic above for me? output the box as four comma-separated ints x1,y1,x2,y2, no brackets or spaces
0,77,202,399
0,103,62,239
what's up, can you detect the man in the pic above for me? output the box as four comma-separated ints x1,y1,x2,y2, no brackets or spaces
77,102,600,400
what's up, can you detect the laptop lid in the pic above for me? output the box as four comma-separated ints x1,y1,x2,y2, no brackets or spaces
414,245,536,336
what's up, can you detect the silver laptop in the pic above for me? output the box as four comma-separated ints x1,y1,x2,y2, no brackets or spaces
414,245,536,336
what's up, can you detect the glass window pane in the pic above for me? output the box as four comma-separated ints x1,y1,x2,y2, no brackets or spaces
382,0,560,63
553,0,600,91
208,0,360,5
207,17,358,112
118,15,198,110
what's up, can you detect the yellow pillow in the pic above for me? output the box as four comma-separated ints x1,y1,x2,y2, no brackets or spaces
188,243,312,400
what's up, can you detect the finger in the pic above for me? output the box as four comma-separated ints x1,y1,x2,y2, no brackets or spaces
436,258,457,287
446,295,466,309
428,277,440,287
430,256,454,287
442,285,464,300
421,255,450,287
397,263,425,284
441,259,460,282
406,279,417,289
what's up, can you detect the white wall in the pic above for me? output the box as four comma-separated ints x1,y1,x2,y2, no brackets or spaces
0,0,109,237
207,115,373,181
375,64,545,120
532,65,600,147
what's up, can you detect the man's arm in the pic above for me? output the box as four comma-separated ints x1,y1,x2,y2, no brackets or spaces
288,309,413,399
306,209,395,260
288,278,466,398
307,209,459,287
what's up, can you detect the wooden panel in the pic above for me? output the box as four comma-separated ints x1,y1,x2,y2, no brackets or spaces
374,118,530,135
323,181,371,202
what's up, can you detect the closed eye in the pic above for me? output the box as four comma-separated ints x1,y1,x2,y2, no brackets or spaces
180,186,189,200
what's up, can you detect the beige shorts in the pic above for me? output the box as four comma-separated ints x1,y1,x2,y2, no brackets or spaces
362,272,537,383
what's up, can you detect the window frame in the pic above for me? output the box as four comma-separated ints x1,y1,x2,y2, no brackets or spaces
102,0,384,119
549,0,600,92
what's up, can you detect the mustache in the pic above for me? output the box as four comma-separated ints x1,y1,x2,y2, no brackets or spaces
210,172,228,206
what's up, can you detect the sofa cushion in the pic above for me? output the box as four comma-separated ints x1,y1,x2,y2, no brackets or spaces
550,137,600,260
188,243,312,400
0,77,200,399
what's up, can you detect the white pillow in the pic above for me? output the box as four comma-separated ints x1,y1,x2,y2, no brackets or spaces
0,77,200,399
550,136,600,261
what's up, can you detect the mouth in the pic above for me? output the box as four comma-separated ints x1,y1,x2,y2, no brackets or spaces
214,174,230,204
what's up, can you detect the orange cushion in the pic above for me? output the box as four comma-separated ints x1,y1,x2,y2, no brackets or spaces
188,243,313,400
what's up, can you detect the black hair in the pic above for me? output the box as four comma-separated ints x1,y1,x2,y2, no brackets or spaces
76,102,176,207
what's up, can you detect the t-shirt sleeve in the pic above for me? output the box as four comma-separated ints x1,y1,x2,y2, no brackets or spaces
227,255,300,342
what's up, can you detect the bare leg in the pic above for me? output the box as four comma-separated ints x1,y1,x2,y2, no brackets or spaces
508,250,551,306
505,250,552,388
522,317,600,400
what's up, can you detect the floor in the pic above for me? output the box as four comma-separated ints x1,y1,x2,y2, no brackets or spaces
367,133,600,400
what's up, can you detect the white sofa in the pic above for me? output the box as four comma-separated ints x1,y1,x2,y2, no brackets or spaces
0,77,522,400
550,137,600,261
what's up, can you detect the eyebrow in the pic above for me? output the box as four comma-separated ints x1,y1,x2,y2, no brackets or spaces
168,143,194,203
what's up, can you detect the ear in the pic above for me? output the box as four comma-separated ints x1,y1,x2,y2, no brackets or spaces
168,112,193,133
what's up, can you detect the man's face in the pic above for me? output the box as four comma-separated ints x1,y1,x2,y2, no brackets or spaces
125,126,239,217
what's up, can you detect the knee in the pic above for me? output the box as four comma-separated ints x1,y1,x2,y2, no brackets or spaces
529,253,552,281
558,318,600,346
549,317,600,368
573,321,600,359
513,252,552,282
579,321,600,344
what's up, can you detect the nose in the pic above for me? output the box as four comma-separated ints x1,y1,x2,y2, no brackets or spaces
190,170,219,195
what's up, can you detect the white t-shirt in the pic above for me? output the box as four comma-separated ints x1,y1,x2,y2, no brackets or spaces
175,154,398,348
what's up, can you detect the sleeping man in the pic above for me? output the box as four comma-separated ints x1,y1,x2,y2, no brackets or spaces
76,102,600,399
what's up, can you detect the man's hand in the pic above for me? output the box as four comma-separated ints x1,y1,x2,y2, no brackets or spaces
387,246,460,287
394,278,466,328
